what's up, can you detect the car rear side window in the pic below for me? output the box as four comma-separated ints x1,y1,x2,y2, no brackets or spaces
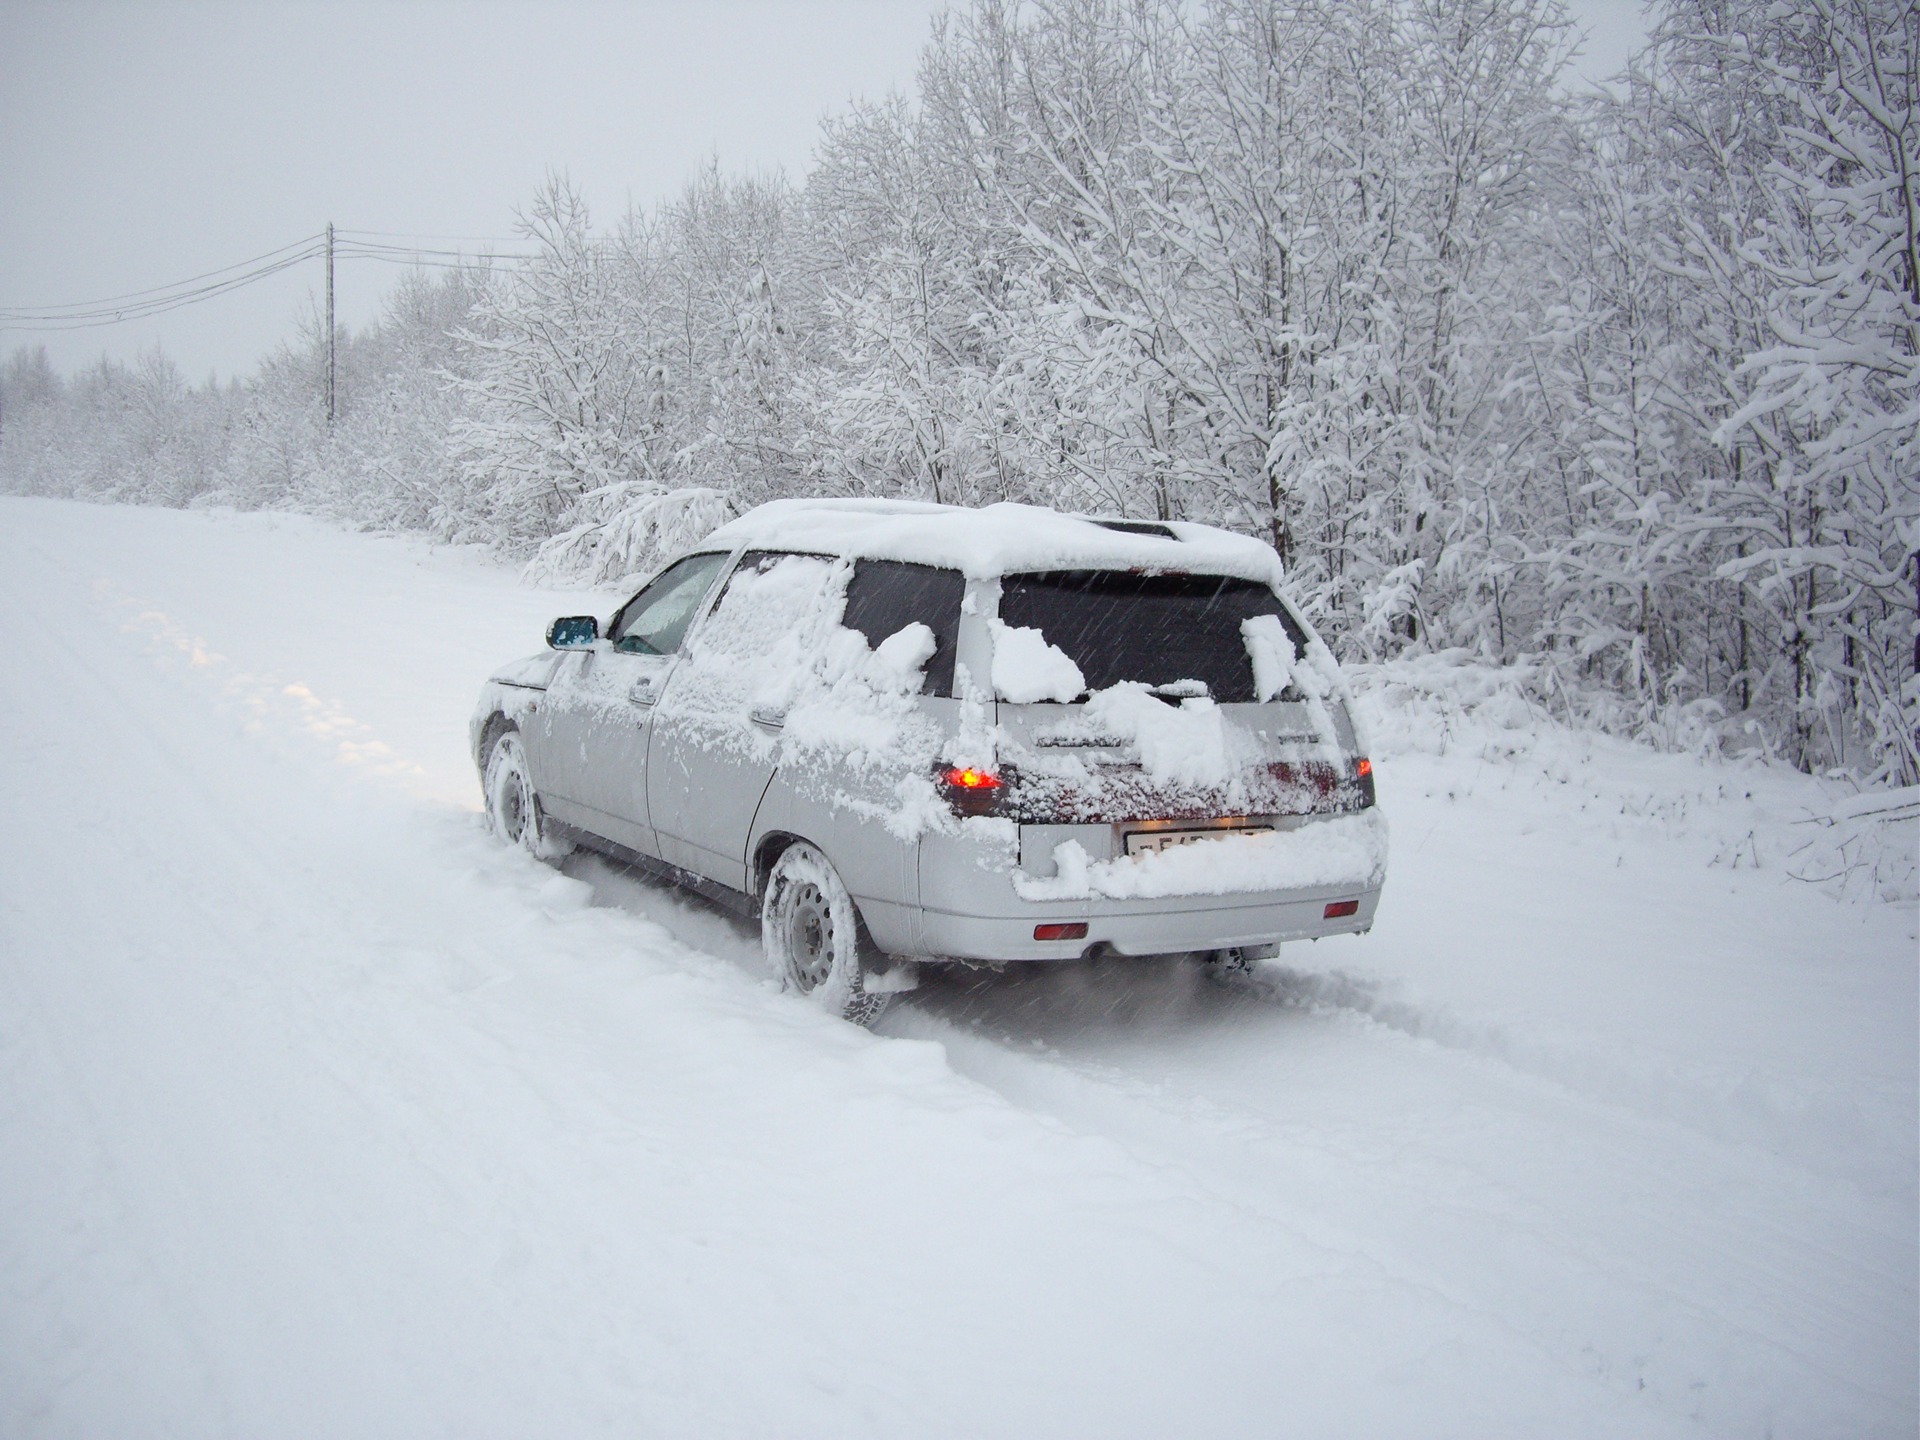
841,559,965,697
996,571,1308,703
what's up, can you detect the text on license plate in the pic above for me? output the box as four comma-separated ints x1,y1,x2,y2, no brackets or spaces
1125,826,1273,856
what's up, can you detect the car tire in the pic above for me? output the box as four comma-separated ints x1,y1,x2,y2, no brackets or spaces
484,727,572,862
762,841,890,1026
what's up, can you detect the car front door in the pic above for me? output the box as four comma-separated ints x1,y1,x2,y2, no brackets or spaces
529,550,731,855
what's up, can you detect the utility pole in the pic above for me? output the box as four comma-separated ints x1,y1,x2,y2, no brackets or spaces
324,221,335,426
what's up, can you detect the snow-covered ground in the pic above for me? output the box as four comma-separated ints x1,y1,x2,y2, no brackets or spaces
2,498,1912,1439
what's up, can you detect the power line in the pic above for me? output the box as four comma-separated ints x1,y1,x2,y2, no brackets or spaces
0,232,326,315
0,231,536,333
285,233,543,262
335,238,538,264
0,226,551,423
336,227,527,246
0,251,326,337
0,243,325,329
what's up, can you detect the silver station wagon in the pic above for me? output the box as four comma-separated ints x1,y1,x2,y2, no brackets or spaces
473,499,1386,1022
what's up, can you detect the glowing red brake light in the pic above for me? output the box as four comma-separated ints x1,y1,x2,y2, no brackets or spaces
942,766,1003,790
935,762,1010,818
1354,757,1372,779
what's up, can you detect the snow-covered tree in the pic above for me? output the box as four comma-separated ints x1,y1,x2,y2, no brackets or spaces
4,0,1911,784
448,175,665,550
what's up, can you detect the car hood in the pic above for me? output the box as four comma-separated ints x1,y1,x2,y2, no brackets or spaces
487,651,565,689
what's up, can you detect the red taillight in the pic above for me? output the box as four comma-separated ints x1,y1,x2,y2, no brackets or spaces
1324,899,1360,919
942,766,1003,791
1034,922,1088,941
937,763,1008,818
1354,757,1372,779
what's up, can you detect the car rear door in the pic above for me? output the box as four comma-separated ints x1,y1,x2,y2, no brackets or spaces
646,551,842,891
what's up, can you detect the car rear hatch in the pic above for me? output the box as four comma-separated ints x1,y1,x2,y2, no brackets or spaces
982,569,1372,829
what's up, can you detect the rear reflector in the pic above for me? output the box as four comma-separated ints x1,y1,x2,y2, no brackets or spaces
1324,900,1360,919
1034,922,1089,941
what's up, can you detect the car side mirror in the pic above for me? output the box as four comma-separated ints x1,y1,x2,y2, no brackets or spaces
546,615,599,650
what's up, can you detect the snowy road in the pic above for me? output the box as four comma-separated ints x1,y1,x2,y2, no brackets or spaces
2,499,1913,1438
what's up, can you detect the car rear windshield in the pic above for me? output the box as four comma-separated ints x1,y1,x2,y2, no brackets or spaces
841,559,965,697
996,571,1308,703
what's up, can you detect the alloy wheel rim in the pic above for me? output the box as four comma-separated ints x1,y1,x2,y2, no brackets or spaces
504,779,526,840
495,752,528,842
786,882,833,990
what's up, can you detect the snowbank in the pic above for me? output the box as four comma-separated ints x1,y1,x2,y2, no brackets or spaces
1349,648,1918,905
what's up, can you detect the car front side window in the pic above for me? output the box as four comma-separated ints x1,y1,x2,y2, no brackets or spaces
608,552,730,656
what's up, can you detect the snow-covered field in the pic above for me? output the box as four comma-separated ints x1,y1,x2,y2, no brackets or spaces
2,498,1912,1439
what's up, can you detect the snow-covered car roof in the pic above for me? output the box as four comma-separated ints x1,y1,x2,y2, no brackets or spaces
699,498,1286,585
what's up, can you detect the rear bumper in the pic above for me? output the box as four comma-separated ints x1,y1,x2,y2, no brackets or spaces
912,884,1381,961
905,812,1385,962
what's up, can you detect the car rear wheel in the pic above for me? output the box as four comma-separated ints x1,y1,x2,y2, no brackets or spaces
484,727,571,862
762,842,890,1026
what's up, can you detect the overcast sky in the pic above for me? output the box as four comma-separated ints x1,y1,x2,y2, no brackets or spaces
1,0,1652,384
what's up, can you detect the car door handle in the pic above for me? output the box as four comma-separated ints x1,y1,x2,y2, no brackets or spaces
749,704,786,729
628,677,658,706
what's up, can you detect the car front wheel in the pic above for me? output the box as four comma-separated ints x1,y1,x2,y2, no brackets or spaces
484,727,571,862
762,841,890,1026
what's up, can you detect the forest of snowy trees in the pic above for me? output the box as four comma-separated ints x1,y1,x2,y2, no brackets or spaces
3,0,1915,786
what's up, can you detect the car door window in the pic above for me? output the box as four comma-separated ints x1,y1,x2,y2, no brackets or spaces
840,559,965,697
608,552,730,655
694,551,838,657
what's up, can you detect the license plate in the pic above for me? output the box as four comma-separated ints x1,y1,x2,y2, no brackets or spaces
1125,825,1272,856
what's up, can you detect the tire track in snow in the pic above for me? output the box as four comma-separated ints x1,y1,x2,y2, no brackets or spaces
87,574,433,790
880,958,1917,1439
1238,962,1909,1193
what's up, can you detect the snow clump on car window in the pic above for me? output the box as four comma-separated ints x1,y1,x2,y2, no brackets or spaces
670,555,842,735
988,620,1085,704
1080,684,1234,790
869,623,938,689
1241,614,1297,703
785,620,940,763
